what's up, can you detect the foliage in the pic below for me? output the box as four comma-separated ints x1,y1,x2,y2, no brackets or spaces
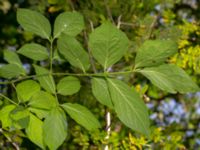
171,21,200,75
0,0,200,149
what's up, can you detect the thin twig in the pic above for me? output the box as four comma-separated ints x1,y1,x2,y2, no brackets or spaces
89,20,94,32
49,38,54,73
0,93,18,105
0,70,137,85
0,128,20,150
11,83,20,103
117,15,138,28
103,66,114,150
146,15,158,39
104,0,115,24
117,15,122,28
120,22,138,27
68,0,75,11
11,82,16,91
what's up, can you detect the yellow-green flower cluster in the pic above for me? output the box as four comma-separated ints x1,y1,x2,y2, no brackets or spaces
170,21,200,74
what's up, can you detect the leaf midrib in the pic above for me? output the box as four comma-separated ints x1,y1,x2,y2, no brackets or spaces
107,79,148,134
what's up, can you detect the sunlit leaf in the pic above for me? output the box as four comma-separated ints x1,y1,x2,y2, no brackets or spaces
43,107,67,150
28,107,49,119
10,106,30,129
0,105,16,128
16,80,40,102
26,114,45,149
28,91,57,110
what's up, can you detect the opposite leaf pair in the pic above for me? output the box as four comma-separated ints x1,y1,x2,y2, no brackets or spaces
17,9,84,40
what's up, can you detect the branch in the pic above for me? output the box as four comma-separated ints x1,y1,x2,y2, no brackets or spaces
104,0,115,24
0,93,18,105
0,128,20,150
68,0,75,11
0,70,137,85
145,15,159,40
89,20,94,32
117,15,122,28
49,38,54,73
117,15,138,28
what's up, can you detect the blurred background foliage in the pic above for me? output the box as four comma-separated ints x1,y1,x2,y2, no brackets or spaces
0,0,200,149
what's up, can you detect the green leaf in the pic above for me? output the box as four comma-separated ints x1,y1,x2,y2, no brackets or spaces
0,64,25,79
91,78,113,108
18,43,49,61
107,78,150,136
138,64,199,93
17,8,51,39
89,22,129,70
135,40,178,68
43,107,67,150
34,65,56,94
10,106,30,129
29,91,57,110
62,103,101,131
61,103,100,131
57,35,90,72
0,105,16,128
3,50,25,75
26,114,45,149
28,107,49,119
16,80,40,102
53,11,84,38
4,50,22,66
57,76,81,96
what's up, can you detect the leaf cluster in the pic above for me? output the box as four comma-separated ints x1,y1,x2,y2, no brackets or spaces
0,7,199,150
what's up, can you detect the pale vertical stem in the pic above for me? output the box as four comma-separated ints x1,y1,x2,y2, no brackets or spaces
117,15,122,29
48,38,58,104
104,16,123,149
104,16,121,150
89,20,94,32
104,108,111,150
49,38,54,73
